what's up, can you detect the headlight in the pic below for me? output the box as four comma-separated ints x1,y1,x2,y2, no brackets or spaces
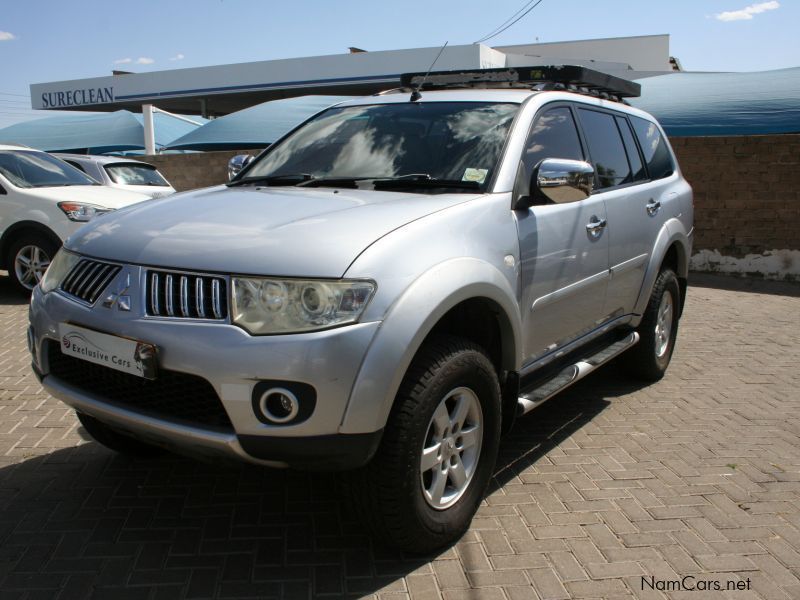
57,201,112,222
39,249,80,294
231,277,375,334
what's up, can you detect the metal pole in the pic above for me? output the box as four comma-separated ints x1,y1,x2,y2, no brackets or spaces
142,104,156,155
151,106,203,126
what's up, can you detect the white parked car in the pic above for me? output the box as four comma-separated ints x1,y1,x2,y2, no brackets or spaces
55,154,176,198
0,144,150,292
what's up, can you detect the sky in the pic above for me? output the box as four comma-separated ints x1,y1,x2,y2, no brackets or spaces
0,0,798,127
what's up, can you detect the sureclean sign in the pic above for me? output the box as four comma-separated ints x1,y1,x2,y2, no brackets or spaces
41,86,114,108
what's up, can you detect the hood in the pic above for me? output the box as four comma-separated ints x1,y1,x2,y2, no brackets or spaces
25,184,151,209
66,185,479,277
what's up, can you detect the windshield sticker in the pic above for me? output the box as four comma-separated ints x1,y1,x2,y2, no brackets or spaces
462,168,488,184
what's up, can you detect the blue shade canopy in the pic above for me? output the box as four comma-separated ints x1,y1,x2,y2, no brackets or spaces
0,110,204,153
166,96,354,151
631,67,800,136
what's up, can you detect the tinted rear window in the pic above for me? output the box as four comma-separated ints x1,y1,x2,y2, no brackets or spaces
105,163,169,186
630,116,675,180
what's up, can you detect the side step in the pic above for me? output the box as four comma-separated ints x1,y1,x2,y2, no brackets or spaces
517,331,639,416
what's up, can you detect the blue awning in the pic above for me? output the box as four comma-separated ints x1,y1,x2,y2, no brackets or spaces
166,96,353,151
0,110,204,153
632,67,800,136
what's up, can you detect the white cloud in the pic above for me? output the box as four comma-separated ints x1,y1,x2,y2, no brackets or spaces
170,53,185,61
715,1,780,21
0,31,16,41
114,57,132,64
136,57,155,65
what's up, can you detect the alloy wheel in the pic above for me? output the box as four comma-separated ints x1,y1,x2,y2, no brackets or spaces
14,245,51,291
420,386,483,510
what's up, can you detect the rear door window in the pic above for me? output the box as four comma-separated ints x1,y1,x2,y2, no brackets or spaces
615,116,648,182
577,108,631,189
629,116,675,180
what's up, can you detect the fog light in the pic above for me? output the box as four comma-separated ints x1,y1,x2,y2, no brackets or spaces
258,388,299,424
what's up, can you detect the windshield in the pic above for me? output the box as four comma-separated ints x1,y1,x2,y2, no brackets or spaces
0,150,98,188
240,101,519,192
105,163,170,186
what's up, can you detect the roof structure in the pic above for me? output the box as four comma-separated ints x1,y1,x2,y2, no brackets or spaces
633,67,800,136
29,36,674,118
166,95,352,151
0,110,203,153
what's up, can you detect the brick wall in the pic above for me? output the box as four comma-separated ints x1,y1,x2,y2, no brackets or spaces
142,150,259,193
671,135,799,254
671,135,800,280
142,134,800,280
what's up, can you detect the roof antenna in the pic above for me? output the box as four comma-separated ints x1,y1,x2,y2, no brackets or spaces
411,41,448,102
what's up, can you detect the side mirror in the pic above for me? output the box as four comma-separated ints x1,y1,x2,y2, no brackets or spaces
515,158,594,209
228,154,254,181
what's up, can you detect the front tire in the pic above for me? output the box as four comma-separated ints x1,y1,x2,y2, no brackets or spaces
8,234,59,295
77,412,164,457
624,268,681,381
345,335,501,553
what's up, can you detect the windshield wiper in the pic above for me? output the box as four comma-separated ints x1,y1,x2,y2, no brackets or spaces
373,177,482,192
297,174,438,188
296,176,368,188
228,172,482,192
227,173,313,187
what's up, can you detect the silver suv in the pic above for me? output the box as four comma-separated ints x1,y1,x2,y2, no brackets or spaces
28,67,693,552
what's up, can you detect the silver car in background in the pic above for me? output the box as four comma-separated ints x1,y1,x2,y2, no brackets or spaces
55,154,175,198
29,67,692,552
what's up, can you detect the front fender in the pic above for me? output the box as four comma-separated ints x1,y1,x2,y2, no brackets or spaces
632,217,691,317
339,257,522,434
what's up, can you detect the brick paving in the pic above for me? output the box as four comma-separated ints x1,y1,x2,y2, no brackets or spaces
1,272,799,599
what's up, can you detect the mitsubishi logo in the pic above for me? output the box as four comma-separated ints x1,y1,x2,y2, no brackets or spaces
102,273,131,311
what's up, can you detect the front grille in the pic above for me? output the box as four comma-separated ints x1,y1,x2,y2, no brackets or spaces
147,270,227,320
46,341,233,431
60,259,121,304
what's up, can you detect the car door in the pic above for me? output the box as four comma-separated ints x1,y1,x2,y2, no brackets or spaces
576,109,675,318
0,160,23,238
514,104,610,364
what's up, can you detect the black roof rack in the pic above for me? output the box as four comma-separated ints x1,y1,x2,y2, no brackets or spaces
399,65,641,101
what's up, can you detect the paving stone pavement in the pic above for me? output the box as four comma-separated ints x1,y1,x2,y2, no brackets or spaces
1,272,799,600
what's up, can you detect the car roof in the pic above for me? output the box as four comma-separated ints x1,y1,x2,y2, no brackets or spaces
0,143,39,152
54,153,151,166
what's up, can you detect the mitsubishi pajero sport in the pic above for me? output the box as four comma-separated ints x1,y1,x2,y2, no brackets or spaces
28,66,693,552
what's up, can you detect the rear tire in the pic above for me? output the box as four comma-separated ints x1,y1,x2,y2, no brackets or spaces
77,412,164,457
8,234,60,295
623,268,681,381
344,334,501,553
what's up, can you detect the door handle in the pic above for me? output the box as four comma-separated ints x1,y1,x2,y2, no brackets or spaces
586,217,607,236
646,199,661,216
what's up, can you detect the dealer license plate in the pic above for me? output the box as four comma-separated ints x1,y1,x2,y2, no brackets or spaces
59,323,157,380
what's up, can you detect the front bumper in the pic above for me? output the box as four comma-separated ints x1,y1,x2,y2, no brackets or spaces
29,282,383,469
